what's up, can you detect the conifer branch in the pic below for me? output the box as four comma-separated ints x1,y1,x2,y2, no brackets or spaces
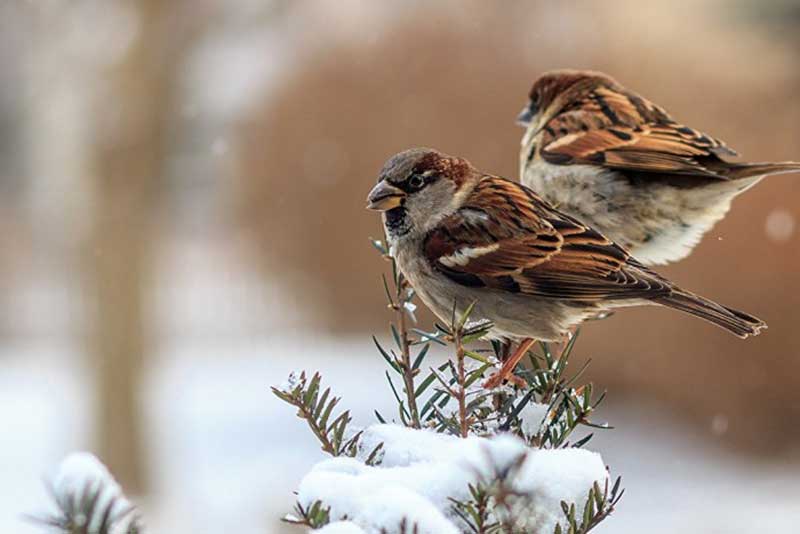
372,238,423,428
271,371,362,457
283,500,331,529
554,477,624,534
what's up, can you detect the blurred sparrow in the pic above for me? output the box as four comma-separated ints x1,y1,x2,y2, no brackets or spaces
517,69,800,265
367,148,765,387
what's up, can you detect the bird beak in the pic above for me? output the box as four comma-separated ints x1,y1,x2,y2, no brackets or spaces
367,181,406,211
516,105,534,127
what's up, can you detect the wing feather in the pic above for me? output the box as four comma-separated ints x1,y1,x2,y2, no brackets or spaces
424,177,673,301
536,85,738,178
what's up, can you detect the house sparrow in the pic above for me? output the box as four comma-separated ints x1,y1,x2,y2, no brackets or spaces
367,148,765,387
517,69,800,265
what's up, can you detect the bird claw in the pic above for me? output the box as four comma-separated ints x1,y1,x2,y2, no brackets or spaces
483,337,537,389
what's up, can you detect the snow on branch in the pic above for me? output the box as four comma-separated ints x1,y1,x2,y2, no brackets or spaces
31,452,143,534
297,425,609,534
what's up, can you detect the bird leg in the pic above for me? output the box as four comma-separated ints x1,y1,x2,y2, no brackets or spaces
483,338,537,389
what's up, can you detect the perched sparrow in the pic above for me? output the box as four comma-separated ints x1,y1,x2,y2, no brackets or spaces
367,148,765,387
517,69,800,265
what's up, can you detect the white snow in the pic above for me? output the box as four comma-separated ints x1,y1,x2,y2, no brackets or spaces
519,401,550,437
51,452,136,531
513,447,608,529
277,370,303,392
402,301,418,323
314,521,367,534
298,425,607,534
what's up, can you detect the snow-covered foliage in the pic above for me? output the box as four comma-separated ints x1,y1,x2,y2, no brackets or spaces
35,452,142,534
297,425,607,534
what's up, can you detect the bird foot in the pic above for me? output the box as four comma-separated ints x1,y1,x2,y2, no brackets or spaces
483,338,537,389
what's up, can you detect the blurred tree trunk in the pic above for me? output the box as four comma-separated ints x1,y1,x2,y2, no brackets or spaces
84,0,223,494
85,0,170,494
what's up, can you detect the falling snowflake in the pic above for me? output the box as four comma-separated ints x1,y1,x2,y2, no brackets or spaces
765,209,795,242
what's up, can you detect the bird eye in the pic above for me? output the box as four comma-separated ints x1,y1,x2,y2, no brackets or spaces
407,174,425,190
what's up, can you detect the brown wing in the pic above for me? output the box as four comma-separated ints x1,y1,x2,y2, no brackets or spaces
538,85,738,178
423,177,672,301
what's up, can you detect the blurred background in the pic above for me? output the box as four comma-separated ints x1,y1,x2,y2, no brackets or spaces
1,0,799,532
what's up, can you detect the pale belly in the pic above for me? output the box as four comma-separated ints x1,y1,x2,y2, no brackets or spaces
522,161,759,265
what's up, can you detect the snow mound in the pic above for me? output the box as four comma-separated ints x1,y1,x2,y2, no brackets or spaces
297,424,607,534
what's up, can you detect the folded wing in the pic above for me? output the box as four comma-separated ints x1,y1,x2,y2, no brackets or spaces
423,177,672,301
538,85,738,178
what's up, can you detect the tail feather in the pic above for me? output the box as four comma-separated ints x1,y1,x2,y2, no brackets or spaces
655,291,766,339
724,161,800,180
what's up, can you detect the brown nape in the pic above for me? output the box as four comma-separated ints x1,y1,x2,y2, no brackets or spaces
421,152,472,189
531,70,617,112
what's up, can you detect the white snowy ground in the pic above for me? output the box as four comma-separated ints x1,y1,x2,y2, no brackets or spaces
2,338,800,534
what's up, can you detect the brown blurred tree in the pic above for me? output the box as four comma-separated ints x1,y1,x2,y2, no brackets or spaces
81,0,289,495
83,0,172,493
83,0,235,493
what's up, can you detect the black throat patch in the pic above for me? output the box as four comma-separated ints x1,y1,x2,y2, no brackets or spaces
384,207,411,237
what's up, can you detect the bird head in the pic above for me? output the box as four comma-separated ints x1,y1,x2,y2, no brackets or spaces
517,69,621,129
367,148,475,240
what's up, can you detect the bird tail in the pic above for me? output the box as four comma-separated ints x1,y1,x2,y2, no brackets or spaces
725,161,800,180
654,290,766,338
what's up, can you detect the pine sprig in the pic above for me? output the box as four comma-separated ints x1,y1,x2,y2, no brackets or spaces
449,452,624,534
489,331,610,450
449,483,497,534
418,303,494,436
284,500,425,533
283,500,331,529
372,238,425,428
381,519,423,534
554,476,624,534
271,371,362,457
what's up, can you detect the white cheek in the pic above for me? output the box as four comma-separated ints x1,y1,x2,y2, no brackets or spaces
520,121,540,148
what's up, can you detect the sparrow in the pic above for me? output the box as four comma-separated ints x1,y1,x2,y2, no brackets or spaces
517,69,800,266
367,148,765,387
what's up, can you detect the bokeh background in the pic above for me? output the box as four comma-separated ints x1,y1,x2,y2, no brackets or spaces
1,0,799,532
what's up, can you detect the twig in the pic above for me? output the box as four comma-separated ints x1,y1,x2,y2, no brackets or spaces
454,324,468,438
394,273,421,428
271,372,361,457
